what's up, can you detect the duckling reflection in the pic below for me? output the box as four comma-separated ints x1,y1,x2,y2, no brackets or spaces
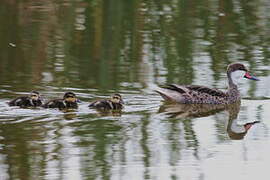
158,101,259,140
92,110,122,117
63,111,77,120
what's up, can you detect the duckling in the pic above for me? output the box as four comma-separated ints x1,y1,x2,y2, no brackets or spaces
8,91,43,108
43,92,79,109
89,94,124,110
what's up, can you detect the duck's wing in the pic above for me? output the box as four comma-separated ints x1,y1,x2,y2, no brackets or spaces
185,85,227,97
156,84,227,103
43,99,63,108
155,84,190,103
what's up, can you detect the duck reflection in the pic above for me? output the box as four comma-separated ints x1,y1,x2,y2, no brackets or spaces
226,103,259,140
63,111,78,120
91,109,123,117
158,101,259,140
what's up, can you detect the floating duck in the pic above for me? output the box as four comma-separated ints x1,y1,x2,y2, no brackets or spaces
88,94,124,110
43,92,79,109
156,63,259,104
8,91,43,108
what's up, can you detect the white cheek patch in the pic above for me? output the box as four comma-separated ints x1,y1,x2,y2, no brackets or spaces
231,70,246,84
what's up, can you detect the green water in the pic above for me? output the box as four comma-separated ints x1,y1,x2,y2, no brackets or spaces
0,0,269,180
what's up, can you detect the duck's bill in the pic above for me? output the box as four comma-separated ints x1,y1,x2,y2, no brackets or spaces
244,72,259,81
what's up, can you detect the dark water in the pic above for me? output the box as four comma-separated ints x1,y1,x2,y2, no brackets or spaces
0,0,269,180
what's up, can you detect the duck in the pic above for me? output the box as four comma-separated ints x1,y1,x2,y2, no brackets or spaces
156,63,259,104
88,94,124,110
42,92,79,109
8,91,43,108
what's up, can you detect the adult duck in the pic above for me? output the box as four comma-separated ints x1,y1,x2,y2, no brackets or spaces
156,63,259,104
8,91,43,108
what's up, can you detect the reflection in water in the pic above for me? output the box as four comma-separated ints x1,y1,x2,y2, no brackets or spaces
70,118,125,180
63,111,78,120
226,102,260,140
159,101,259,140
90,109,123,117
158,103,228,119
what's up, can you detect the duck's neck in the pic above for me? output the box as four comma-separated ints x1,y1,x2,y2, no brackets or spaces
227,71,240,100
227,71,237,89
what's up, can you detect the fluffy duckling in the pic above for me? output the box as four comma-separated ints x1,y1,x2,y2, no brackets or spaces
89,94,124,110
8,91,43,108
43,92,79,109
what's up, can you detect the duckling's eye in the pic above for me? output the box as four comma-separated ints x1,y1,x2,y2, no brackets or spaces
31,95,37,97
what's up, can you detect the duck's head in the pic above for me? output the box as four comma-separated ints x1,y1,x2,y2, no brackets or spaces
110,94,124,104
63,92,78,103
30,91,41,101
227,63,259,83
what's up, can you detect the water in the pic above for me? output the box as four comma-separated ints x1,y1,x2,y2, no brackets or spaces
0,0,270,180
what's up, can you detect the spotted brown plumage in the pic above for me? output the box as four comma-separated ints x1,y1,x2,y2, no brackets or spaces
89,94,124,110
156,63,259,104
8,91,43,108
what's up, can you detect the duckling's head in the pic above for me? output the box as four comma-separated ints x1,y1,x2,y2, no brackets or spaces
30,91,41,101
63,92,77,103
110,93,124,104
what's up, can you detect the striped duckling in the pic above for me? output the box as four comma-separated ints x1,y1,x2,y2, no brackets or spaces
43,92,79,109
89,94,124,110
8,91,43,108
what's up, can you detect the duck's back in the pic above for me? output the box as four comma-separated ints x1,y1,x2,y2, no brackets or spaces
43,99,78,109
156,84,232,104
9,96,28,106
9,96,42,107
43,99,65,108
